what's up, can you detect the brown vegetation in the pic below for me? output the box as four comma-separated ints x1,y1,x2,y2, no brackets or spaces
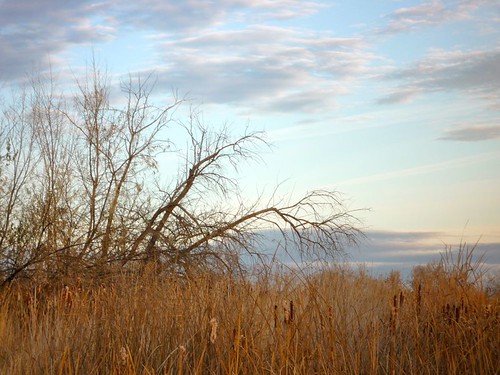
0,246,497,374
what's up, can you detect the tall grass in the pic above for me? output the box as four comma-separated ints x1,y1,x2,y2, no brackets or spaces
0,244,498,374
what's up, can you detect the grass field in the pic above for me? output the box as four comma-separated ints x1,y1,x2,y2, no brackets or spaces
0,247,498,374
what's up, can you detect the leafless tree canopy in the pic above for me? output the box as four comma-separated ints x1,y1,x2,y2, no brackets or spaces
0,65,363,285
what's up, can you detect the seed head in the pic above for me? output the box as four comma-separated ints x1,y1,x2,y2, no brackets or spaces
120,346,128,366
210,318,218,344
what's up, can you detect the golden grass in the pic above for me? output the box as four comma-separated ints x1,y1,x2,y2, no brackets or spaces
0,255,498,374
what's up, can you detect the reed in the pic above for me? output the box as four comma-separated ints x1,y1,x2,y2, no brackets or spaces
0,245,497,374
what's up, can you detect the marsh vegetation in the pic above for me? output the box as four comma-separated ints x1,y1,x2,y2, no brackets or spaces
1,66,497,374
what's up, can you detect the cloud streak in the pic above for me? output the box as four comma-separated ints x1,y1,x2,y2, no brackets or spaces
375,0,500,35
377,49,500,108
439,123,500,142
346,230,500,278
337,151,500,187
140,26,374,113
259,229,500,279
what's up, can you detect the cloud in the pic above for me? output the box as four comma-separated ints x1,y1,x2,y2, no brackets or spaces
438,123,500,142
376,88,420,105
138,26,373,113
377,49,500,108
265,113,378,143
336,151,500,187
255,228,500,279
347,230,500,278
375,0,499,35
379,1,448,34
366,230,443,243
0,0,115,82
113,0,325,30
0,0,368,116
0,0,327,83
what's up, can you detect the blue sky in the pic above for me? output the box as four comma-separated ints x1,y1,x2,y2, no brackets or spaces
1,0,499,275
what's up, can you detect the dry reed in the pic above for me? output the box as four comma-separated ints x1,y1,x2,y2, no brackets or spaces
0,245,498,374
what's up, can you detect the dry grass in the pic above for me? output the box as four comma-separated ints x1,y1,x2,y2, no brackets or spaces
0,247,498,374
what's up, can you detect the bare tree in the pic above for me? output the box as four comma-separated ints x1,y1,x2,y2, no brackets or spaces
0,64,363,285
0,75,81,284
63,64,182,273
0,88,39,283
125,112,362,275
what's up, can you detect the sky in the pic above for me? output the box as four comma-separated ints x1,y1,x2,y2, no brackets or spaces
1,0,499,276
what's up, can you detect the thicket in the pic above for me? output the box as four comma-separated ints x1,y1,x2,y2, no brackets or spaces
0,64,361,285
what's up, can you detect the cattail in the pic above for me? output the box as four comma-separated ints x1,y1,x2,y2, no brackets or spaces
484,304,492,318
63,285,73,308
232,328,237,350
283,299,294,324
120,346,128,367
289,300,294,324
210,318,218,344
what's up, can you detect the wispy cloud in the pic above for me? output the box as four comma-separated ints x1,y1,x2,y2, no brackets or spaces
336,151,500,187
439,123,500,141
0,0,325,82
376,88,421,105
378,1,448,34
0,1,116,81
367,230,443,243
375,0,500,35
0,0,374,115
139,26,374,113
347,229,500,278
266,114,377,143
377,48,500,108
113,0,326,30
267,229,500,278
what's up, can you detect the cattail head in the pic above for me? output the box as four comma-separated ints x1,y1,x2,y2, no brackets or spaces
120,346,128,366
280,300,295,324
210,318,218,344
